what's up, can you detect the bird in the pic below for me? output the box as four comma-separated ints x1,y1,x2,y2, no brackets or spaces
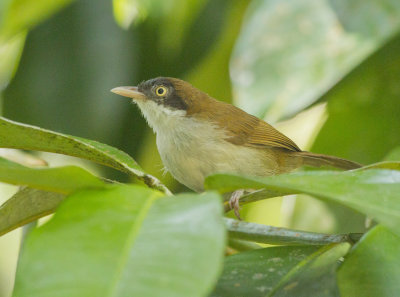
111,77,362,219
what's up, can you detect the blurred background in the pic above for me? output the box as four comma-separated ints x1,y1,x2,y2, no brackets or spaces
1,0,400,295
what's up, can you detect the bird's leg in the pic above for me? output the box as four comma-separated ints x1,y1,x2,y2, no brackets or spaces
228,189,244,220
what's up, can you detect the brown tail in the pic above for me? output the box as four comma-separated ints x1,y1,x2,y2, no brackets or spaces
296,151,362,170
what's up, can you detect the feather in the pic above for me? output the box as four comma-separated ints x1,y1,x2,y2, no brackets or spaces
296,151,362,170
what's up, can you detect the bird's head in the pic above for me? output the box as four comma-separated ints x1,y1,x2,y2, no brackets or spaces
111,77,215,132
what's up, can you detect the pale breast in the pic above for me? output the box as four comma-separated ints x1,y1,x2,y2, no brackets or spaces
155,118,280,192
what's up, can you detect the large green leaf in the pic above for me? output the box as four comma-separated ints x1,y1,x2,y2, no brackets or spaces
205,169,400,236
230,0,400,120
338,225,400,297
0,156,104,193
0,187,64,236
210,245,320,297
312,33,400,164
0,117,169,192
13,186,225,297
328,0,400,38
269,243,350,297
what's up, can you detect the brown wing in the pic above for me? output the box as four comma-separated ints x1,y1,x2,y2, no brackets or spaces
193,100,301,152
244,119,301,152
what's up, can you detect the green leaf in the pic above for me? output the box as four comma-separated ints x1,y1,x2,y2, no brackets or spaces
13,186,225,297
0,32,25,91
210,246,320,297
112,0,147,28
206,174,294,196
384,147,400,161
205,169,400,236
0,116,169,193
357,161,400,171
0,156,105,193
338,225,400,297
269,243,350,297
311,33,400,164
328,0,400,38
112,0,206,41
230,0,400,120
0,187,64,236
112,0,201,28
0,0,76,41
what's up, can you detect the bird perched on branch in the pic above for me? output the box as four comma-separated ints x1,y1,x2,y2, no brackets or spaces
111,77,361,219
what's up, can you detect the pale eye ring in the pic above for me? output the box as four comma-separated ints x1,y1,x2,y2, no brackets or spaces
155,86,167,97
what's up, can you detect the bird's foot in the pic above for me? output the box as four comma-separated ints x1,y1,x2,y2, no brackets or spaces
228,190,244,220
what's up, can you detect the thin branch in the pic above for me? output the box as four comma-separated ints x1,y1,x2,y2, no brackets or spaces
225,218,363,246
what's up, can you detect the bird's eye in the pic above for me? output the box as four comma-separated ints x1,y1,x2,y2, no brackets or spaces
155,86,167,97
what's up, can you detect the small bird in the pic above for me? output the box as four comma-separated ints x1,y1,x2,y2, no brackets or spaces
111,77,361,218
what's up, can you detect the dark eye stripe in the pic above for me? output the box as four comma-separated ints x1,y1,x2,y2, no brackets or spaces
163,92,188,111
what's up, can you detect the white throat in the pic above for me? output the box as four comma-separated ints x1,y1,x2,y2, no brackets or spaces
134,99,187,135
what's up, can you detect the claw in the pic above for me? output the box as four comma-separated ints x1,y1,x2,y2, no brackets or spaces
228,190,244,220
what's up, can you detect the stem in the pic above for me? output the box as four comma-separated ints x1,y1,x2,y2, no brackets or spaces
225,218,363,246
